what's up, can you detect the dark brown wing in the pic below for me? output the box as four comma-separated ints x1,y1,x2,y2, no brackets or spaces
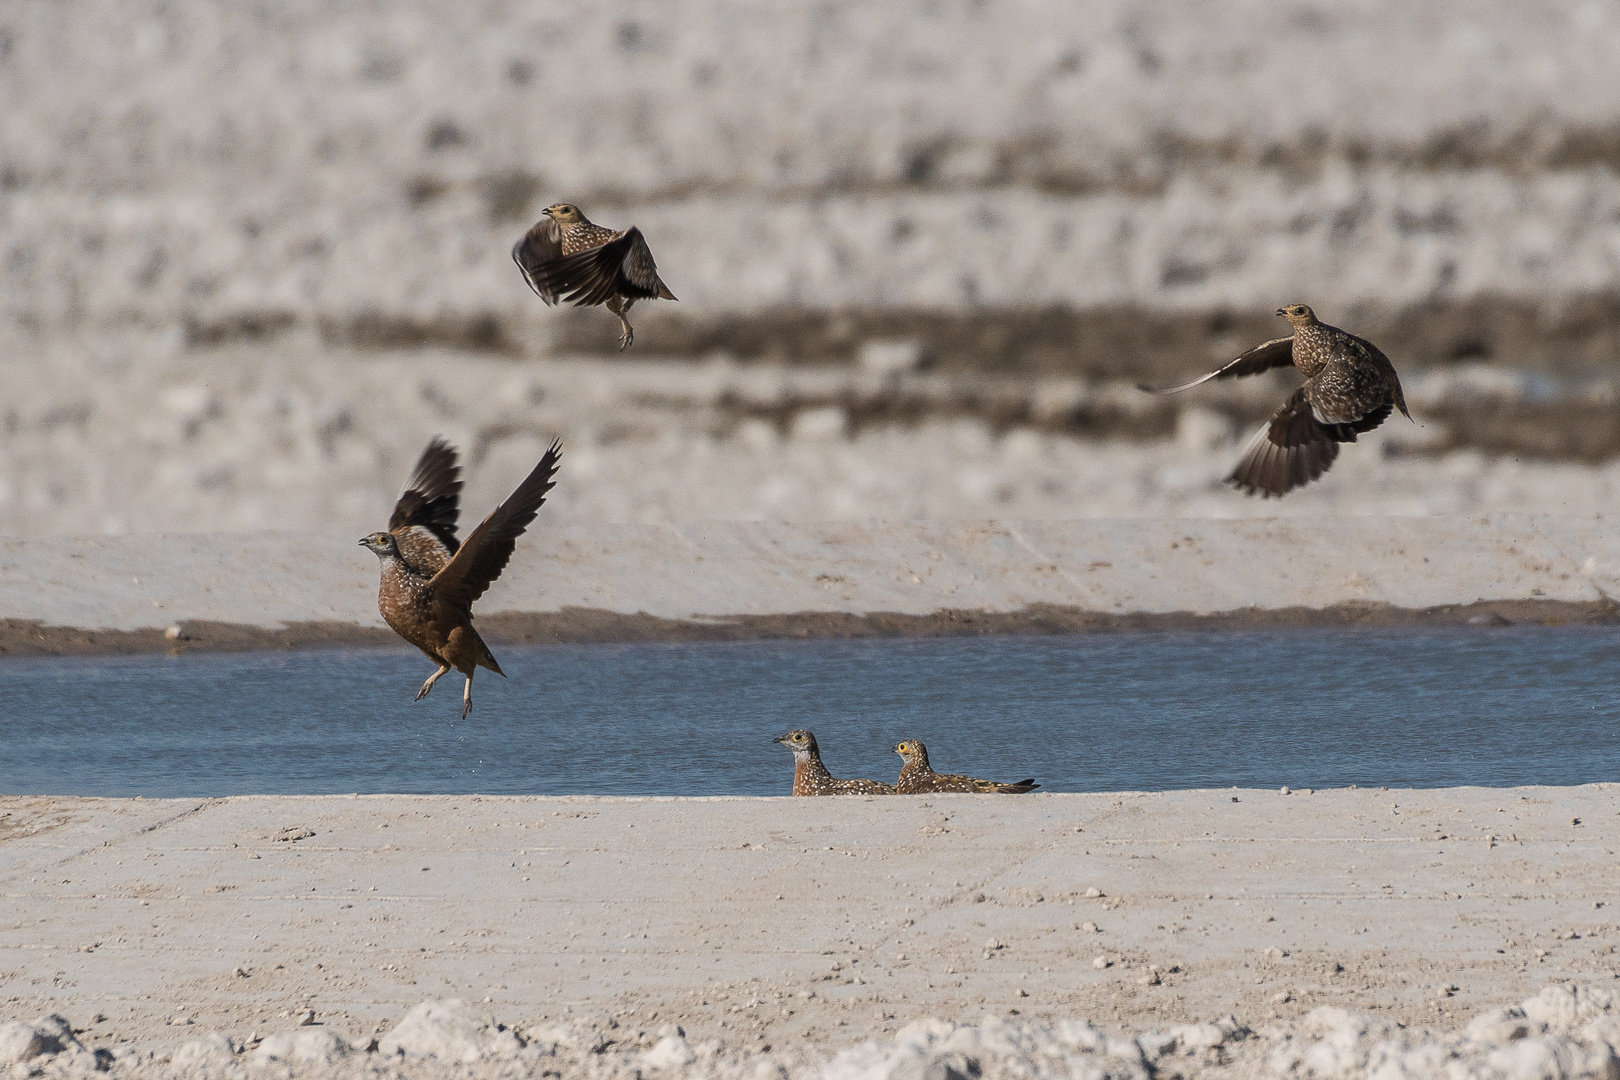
389,439,462,572
429,440,562,611
1347,332,1412,419
512,217,566,305
1227,386,1392,498
522,227,676,308
1139,336,1295,395
975,778,1039,794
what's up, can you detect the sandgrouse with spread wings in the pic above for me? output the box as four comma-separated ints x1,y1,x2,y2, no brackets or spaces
773,729,895,796
893,740,1038,794
512,203,676,350
1141,305,1410,497
360,437,561,717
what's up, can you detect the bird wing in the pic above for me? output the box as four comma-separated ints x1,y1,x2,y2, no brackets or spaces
389,439,462,572
1138,336,1295,395
1347,332,1412,419
975,778,1040,794
512,217,566,305
1226,387,1344,498
521,227,676,308
429,441,562,612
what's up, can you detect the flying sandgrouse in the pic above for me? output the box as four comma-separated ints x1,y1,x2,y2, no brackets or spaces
512,203,676,350
1141,304,1410,497
361,438,561,717
893,740,1038,794
773,729,896,795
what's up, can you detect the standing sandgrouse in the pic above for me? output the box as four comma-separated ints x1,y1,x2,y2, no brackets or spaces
1141,304,1410,497
512,203,676,350
773,730,896,796
893,740,1038,794
361,438,561,717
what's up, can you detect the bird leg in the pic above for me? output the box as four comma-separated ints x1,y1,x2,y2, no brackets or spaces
415,664,450,702
461,670,475,719
607,295,636,350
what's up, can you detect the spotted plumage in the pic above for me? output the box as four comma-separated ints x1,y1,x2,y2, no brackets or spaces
893,740,1039,795
512,203,676,350
1140,304,1410,497
773,729,895,795
361,437,561,717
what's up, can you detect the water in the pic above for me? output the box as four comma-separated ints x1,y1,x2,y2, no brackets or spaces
4,626,1618,797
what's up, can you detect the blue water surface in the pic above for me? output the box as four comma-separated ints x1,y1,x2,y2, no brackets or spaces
4,626,1618,796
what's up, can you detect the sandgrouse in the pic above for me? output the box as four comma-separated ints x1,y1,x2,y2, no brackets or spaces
512,203,676,350
360,437,561,717
773,729,895,796
1141,304,1410,497
893,740,1038,794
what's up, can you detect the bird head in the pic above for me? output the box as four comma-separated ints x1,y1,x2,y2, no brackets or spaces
1276,304,1318,327
894,740,928,768
359,532,400,559
542,203,587,225
773,729,820,758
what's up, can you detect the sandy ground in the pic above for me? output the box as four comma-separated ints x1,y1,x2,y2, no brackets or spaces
2,788,1618,1078
0,516,1616,646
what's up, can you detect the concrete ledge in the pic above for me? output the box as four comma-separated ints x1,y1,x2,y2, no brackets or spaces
0,517,1615,640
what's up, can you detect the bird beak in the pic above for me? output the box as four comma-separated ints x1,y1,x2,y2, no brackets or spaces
541,207,553,217
1275,308,1288,317
772,733,788,744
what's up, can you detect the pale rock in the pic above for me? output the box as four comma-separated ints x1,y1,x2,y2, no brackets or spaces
379,999,524,1062
254,1027,351,1064
171,1032,235,1066
0,1016,79,1065
642,1034,698,1069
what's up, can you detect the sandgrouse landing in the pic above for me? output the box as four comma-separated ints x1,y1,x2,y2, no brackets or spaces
512,203,676,350
361,437,561,717
773,729,895,796
893,740,1038,795
1142,304,1410,497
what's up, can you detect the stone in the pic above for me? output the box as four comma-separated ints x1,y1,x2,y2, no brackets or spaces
255,1027,351,1064
379,999,524,1062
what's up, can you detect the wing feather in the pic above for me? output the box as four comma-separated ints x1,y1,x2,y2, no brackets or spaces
522,228,674,308
429,441,562,612
512,217,565,304
389,439,462,571
1139,336,1295,395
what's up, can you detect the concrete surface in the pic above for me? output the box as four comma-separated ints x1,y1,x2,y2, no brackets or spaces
0,516,1614,633
2,788,1618,1075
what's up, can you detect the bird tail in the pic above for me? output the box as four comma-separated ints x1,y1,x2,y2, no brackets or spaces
656,280,677,301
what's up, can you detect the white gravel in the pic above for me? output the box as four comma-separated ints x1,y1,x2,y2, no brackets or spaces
10,985,1620,1079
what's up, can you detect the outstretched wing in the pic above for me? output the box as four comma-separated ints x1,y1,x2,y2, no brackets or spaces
1226,385,1396,498
429,440,562,612
521,227,676,308
389,438,462,573
1139,336,1295,395
512,217,566,305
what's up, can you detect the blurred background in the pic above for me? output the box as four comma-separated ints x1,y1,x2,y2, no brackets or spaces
3,0,1620,534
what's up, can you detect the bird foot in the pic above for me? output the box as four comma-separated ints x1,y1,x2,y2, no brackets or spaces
617,321,634,350
461,698,473,719
413,682,434,702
